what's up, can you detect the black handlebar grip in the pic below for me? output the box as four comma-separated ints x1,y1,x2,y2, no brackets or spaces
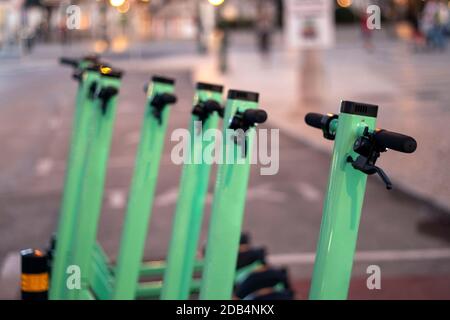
305,113,324,129
243,109,268,124
60,57,78,68
151,93,178,108
374,129,417,153
203,100,222,112
161,93,177,105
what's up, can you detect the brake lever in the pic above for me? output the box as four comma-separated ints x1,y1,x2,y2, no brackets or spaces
347,155,393,190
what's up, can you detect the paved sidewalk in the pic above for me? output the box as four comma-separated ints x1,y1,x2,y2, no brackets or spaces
189,29,450,212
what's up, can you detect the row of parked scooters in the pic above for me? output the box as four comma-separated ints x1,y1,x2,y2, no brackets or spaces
21,54,417,300
21,55,294,300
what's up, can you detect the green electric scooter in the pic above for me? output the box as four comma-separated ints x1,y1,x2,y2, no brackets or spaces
161,82,225,300
50,56,106,300
305,101,417,300
110,76,178,300
67,65,123,300
67,76,177,300
200,90,268,300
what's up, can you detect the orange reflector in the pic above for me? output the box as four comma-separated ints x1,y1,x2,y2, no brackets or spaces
21,273,49,292
34,250,44,257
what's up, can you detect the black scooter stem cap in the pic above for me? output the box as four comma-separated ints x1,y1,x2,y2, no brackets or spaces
340,100,378,118
196,82,224,93
152,76,175,85
228,90,259,103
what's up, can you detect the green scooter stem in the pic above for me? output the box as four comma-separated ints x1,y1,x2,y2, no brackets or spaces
309,107,376,300
113,77,176,300
67,69,123,300
161,82,224,300
200,90,262,300
49,64,101,300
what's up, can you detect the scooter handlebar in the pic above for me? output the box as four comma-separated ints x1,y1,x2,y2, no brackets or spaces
374,129,417,153
243,109,268,124
305,112,417,153
60,57,79,68
161,93,177,105
305,113,326,129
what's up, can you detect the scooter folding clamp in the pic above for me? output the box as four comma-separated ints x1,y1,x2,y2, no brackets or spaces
97,86,119,115
192,100,224,124
149,93,177,124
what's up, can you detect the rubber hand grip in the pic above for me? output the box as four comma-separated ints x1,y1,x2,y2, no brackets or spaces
59,57,78,67
305,113,324,129
243,109,268,124
374,129,417,153
160,93,177,105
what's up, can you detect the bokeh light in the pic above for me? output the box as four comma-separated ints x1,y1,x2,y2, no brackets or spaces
208,0,225,7
336,0,352,8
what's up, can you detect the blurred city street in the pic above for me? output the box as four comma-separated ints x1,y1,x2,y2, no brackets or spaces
1,26,450,299
0,0,449,301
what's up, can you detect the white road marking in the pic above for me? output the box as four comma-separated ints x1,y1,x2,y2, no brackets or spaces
0,252,20,299
246,183,286,203
154,187,179,207
295,182,321,202
0,252,20,279
35,158,54,177
156,184,286,207
268,248,450,266
53,157,136,172
107,189,126,210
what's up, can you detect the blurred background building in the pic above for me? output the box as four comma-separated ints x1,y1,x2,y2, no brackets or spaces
1,0,447,55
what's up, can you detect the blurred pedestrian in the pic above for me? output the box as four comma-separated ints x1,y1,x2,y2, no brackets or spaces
435,0,449,49
421,0,449,51
406,3,425,52
218,25,229,74
360,12,374,52
256,1,274,60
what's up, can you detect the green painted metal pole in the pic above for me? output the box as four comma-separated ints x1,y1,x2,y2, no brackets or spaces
161,82,224,300
309,102,378,300
90,256,114,300
112,76,177,300
200,90,264,300
67,67,123,300
49,63,101,300
91,241,203,278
